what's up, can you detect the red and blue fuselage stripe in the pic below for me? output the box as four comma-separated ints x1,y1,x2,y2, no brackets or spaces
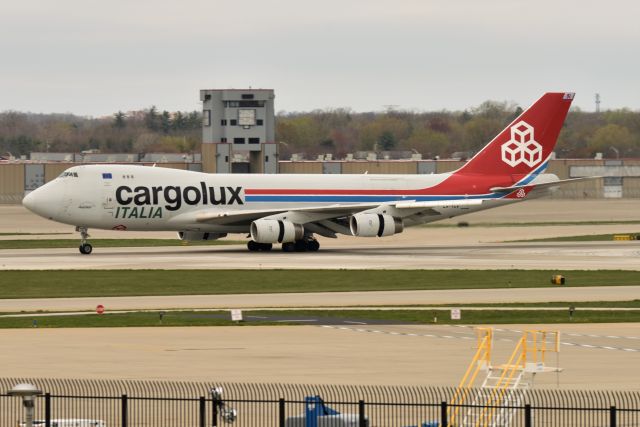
243,193,502,203
244,160,549,203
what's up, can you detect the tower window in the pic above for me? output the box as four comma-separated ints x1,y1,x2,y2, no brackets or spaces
223,100,264,107
233,137,245,144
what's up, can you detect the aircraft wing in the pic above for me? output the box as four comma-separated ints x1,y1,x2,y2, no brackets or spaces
193,198,493,227
194,203,382,226
190,198,495,238
194,198,496,225
189,177,600,228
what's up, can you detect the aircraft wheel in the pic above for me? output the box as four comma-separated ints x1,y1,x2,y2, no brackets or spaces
247,241,260,252
259,243,273,251
307,239,320,252
282,242,295,252
294,240,307,252
79,243,93,255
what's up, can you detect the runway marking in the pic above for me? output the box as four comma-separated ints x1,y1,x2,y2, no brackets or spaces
452,325,640,341
320,325,640,353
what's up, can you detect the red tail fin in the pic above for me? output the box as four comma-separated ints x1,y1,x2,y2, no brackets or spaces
456,92,574,176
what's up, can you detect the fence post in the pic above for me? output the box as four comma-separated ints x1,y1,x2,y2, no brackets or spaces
212,394,218,427
199,396,206,427
524,404,532,427
45,393,51,427
441,401,448,427
279,398,286,427
358,400,366,427
610,406,617,427
121,394,128,427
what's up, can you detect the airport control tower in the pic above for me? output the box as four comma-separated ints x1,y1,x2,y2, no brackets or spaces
200,89,278,173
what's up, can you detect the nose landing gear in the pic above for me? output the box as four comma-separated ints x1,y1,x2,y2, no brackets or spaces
76,226,93,255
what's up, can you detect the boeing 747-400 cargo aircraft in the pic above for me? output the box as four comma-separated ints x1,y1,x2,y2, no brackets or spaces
23,92,590,254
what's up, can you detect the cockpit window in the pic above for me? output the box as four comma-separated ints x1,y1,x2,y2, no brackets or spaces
58,172,79,178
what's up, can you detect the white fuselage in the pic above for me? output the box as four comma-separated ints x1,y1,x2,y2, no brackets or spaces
23,164,544,235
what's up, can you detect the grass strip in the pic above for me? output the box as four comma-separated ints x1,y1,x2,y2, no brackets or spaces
0,238,244,250
0,232,72,236
515,233,640,242
399,300,640,308
284,309,640,325
2,308,640,328
0,270,638,299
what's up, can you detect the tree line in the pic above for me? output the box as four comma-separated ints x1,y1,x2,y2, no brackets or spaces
276,103,640,160
0,107,201,157
1,102,639,159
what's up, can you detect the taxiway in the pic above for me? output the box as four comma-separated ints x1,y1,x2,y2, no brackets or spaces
1,240,638,270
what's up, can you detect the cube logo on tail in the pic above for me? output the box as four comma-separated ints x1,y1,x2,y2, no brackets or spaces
500,121,542,168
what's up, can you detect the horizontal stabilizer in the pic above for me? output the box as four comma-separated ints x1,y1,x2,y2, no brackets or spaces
394,199,485,209
490,177,601,193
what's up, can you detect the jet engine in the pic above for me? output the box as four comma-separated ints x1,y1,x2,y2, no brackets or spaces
178,231,227,241
250,219,304,243
349,213,403,237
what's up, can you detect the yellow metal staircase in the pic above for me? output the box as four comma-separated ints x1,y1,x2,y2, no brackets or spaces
450,328,561,427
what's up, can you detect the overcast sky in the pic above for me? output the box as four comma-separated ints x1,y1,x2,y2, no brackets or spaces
1,0,638,116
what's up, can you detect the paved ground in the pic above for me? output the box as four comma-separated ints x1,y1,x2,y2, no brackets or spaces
0,323,638,390
2,240,639,270
1,199,639,243
0,200,638,390
1,286,640,313
1,200,638,270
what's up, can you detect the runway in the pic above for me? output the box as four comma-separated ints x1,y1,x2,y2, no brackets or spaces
1,240,639,270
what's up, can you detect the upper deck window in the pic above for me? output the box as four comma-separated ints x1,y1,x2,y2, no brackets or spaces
59,172,79,178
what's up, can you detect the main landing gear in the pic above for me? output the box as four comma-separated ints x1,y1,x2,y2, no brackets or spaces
246,237,320,252
247,241,273,252
76,226,92,255
281,238,320,252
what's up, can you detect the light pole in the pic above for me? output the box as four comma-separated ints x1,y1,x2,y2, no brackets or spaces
8,383,42,427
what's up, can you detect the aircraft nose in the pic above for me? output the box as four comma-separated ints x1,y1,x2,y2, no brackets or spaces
23,185,61,220
22,191,36,212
